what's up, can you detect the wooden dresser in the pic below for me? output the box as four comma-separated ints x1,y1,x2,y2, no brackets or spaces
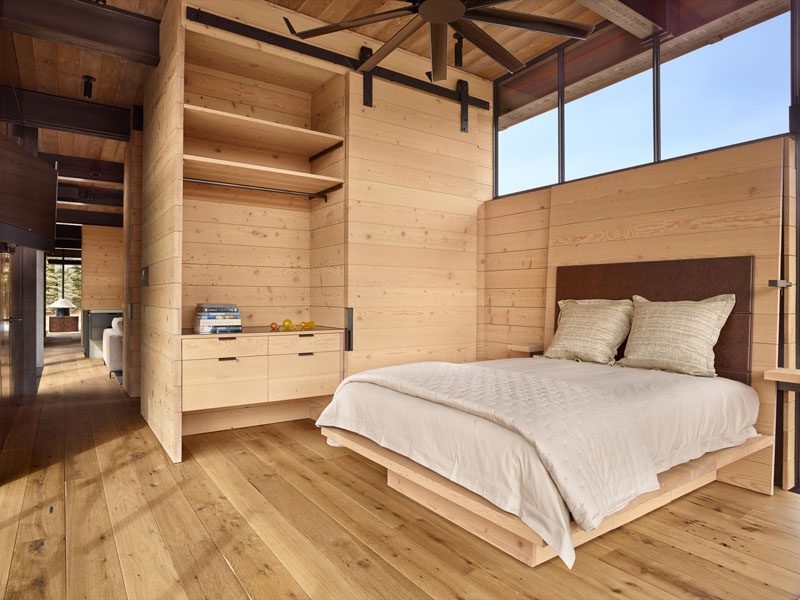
181,327,344,435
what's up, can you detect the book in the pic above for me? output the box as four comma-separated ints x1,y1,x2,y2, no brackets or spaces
196,303,238,312
194,326,243,334
194,319,242,326
195,312,240,319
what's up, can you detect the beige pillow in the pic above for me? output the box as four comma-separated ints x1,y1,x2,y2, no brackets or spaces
545,299,633,365
619,294,735,377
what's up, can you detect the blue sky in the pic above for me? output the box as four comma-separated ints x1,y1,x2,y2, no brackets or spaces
497,12,791,195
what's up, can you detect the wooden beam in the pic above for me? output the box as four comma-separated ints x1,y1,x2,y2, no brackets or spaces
575,0,661,37
58,184,123,207
0,0,159,65
56,208,122,227
40,154,124,183
0,87,130,141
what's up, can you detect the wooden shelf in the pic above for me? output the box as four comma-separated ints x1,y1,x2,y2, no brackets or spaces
183,155,343,195
184,104,343,159
764,368,800,384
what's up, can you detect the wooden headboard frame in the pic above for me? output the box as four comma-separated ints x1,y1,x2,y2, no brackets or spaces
554,256,755,384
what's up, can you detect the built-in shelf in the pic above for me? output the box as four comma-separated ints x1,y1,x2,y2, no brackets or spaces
184,104,344,159
183,154,344,195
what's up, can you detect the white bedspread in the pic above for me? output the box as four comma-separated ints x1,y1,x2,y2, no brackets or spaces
316,358,759,567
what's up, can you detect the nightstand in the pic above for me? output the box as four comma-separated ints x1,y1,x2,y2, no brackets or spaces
764,368,800,391
508,344,544,357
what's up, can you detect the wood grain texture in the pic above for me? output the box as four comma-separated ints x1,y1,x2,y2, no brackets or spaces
345,75,491,375
123,130,142,397
81,225,124,310
141,0,184,462
6,338,799,599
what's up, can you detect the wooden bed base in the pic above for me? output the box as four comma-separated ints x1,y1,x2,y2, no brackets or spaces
322,426,774,567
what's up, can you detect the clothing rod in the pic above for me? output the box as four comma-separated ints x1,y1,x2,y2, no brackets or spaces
183,177,328,199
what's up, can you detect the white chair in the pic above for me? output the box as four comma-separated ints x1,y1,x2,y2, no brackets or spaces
102,317,123,376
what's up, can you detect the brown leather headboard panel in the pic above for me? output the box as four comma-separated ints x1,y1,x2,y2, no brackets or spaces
554,256,754,384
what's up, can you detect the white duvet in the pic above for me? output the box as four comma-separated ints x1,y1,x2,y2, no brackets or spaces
316,357,759,567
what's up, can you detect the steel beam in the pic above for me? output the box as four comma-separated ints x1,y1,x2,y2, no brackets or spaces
54,238,81,250
0,0,159,65
1,87,130,141
58,184,123,207
40,154,124,183
55,224,82,240
56,209,122,227
50,248,81,259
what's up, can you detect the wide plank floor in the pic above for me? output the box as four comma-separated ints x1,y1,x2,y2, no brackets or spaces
1,337,799,599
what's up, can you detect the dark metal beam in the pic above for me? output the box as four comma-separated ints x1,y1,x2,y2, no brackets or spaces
49,248,81,259
58,184,123,207
55,224,82,240
40,154,124,183
0,0,159,65
54,238,81,250
56,209,122,227
1,86,130,141
47,258,82,266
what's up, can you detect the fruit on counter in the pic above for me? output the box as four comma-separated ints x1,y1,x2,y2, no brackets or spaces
300,321,315,331
282,318,298,331
270,322,280,331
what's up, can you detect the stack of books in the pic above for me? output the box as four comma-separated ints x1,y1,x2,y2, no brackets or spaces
194,303,242,334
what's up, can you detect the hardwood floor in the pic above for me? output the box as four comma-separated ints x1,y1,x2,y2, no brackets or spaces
1,340,799,600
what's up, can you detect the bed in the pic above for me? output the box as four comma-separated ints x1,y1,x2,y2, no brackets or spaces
317,256,775,567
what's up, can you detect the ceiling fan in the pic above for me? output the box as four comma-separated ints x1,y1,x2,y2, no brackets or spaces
284,0,594,82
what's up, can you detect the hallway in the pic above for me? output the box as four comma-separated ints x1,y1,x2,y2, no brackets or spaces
1,340,800,599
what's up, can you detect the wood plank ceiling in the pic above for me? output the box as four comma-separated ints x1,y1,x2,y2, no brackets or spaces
268,0,605,80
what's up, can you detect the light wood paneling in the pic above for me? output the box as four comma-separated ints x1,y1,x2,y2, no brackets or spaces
310,73,347,328
141,0,185,462
478,188,551,360
81,225,124,310
345,75,491,375
123,130,142,397
181,184,312,329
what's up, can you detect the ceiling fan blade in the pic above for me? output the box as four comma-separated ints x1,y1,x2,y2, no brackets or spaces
358,15,426,72
429,22,448,82
449,19,524,73
285,6,416,40
464,8,594,39
465,0,519,8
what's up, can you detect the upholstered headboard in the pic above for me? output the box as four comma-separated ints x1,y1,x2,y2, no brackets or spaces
554,256,754,384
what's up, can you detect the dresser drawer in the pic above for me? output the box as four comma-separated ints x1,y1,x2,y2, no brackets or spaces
182,335,269,360
268,351,341,378
183,355,268,387
269,332,341,355
183,379,269,412
269,374,341,402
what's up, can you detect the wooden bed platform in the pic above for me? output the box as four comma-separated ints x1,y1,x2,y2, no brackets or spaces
322,426,774,567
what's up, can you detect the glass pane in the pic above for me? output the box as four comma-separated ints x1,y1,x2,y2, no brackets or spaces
497,108,558,195
565,69,653,181
661,13,789,159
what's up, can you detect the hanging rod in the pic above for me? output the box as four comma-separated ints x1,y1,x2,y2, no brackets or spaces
183,178,341,200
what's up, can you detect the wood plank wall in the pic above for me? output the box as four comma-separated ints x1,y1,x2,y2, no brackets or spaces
479,136,794,489
310,74,347,328
479,189,551,358
81,225,124,310
123,130,142,397
782,139,797,488
345,76,492,375
181,183,312,329
141,0,184,463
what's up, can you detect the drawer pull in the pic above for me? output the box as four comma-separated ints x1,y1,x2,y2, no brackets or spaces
299,333,314,338
298,352,314,356
218,356,237,361
218,336,237,341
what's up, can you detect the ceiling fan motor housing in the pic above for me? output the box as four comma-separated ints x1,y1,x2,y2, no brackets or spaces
418,0,466,24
